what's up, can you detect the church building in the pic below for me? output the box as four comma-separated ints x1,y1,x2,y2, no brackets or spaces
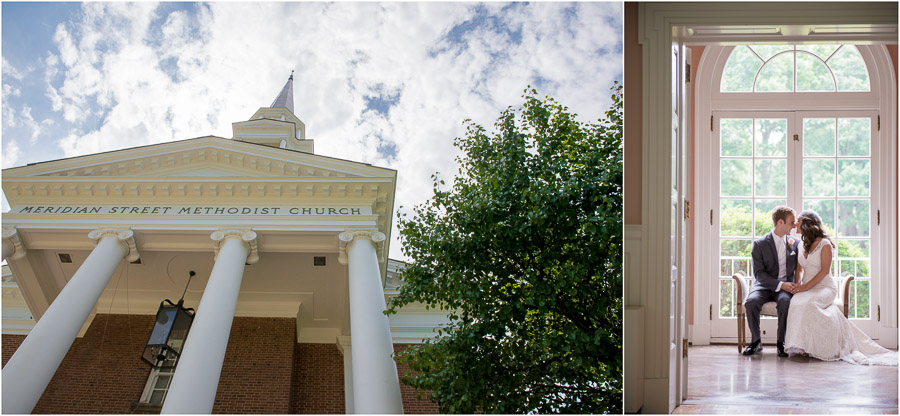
1,75,448,414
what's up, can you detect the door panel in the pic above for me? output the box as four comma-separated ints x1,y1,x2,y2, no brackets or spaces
712,112,792,341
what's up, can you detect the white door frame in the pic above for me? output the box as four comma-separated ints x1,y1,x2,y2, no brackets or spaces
635,3,896,414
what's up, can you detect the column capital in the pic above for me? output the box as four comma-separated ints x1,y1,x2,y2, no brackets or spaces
2,227,27,260
211,229,259,265
88,228,140,263
338,230,386,265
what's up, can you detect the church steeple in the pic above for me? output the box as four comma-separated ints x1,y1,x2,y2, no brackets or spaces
270,71,294,114
231,71,313,153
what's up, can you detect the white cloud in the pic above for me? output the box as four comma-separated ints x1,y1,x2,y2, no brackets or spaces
2,57,25,81
2,84,21,128
2,139,21,170
27,2,621,260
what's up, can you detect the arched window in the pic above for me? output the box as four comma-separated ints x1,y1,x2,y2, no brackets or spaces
721,45,870,93
696,44,896,343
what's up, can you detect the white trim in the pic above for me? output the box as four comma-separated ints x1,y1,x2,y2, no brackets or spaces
138,366,175,405
297,327,342,344
708,45,883,110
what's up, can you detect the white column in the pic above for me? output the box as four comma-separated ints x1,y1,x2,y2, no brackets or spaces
1,227,26,262
162,230,258,414
2,229,138,414
339,230,403,414
337,336,355,414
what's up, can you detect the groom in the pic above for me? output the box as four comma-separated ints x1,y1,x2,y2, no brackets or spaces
743,205,800,357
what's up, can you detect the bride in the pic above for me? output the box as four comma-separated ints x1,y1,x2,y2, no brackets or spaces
784,209,897,366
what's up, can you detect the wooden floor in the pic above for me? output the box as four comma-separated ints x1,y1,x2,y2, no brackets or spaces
673,345,898,414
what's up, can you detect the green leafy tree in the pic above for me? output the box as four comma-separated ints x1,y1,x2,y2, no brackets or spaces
387,84,623,413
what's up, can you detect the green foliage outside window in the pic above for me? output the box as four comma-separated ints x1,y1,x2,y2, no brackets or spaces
719,203,871,319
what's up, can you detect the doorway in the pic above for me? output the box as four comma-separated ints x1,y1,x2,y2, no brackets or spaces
694,45,894,346
626,3,898,414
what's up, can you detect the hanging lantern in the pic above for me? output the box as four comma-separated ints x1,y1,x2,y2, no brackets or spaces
141,299,194,368
142,271,195,369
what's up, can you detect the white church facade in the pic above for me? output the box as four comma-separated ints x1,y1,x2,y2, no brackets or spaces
1,75,448,414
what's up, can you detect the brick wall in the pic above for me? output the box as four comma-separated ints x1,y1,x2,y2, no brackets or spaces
394,344,440,414
2,333,26,367
291,343,345,413
3,316,440,414
31,314,156,414
212,317,295,414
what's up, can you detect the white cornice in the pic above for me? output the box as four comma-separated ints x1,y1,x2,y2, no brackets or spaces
3,137,393,179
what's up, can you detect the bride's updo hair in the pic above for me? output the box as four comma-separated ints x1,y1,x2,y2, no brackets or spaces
797,210,834,255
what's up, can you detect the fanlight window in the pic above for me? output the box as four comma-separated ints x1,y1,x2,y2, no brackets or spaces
721,45,870,93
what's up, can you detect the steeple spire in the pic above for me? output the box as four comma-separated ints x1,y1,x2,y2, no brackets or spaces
270,71,294,113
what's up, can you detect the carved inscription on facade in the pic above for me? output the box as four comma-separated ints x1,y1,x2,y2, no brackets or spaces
11,205,368,216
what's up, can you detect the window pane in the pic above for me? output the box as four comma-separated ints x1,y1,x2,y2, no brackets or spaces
749,45,792,61
721,199,752,236
803,118,836,157
755,52,794,92
803,159,835,197
755,199,786,237
721,119,752,156
734,258,750,276
838,118,870,157
838,239,870,258
150,390,166,405
830,46,870,92
721,258,751,276
838,159,870,197
839,259,870,279
797,51,835,92
720,279,735,318
721,160,752,196
155,374,172,389
721,239,752,257
837,199,869,237
803,199,836,233
754,119,787,157
797,44,839,61
755,159,786,197
721,46,762,92
849,280,871,319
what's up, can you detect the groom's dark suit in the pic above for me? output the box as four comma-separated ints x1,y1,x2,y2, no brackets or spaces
748,232,799,345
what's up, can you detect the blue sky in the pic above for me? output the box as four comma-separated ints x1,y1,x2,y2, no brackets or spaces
1,2,623,259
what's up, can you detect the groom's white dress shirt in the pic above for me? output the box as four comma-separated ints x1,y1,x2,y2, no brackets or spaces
773,231,787,292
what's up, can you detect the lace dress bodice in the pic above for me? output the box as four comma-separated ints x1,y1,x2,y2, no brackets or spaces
797,240,835,292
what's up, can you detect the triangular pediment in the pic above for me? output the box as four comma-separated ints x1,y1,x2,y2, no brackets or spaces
3,136,392,180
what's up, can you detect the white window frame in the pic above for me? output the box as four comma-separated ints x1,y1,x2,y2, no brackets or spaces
138,359,177,406
694,44,897,345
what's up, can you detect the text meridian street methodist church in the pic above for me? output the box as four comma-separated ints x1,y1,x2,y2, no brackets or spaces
12,205,367,216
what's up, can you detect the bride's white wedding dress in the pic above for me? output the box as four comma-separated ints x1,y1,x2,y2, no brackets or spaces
784,240,897,366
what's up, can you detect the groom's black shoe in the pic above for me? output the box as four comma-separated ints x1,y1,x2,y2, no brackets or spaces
742,340,761,355
777,342,789,357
